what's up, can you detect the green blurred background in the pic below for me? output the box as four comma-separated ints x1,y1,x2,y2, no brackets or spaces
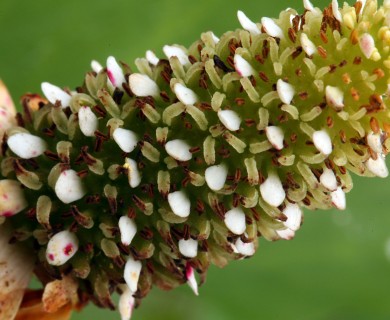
1,0,390,319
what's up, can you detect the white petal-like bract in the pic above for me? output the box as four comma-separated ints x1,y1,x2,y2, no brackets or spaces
237,10,261,35
205,164,228,191
78,106,98,137
224,207,246,235
124,256,142,293
234,54,254,77
7,132,47,159
326,86,344,109
119,216,137,246
41,82,71,107
46,230,79,266
129,73,159,97
265,126,284,150
113,128,138,153
260,173,286,207
320,168,338,191
261,17,284,39
173,83,198,105
366,155,389,178
55,169,86,204
179,238,198,258
107,56,126,88
163,45,190,66
313,130,332,156
218,109,241,131
235,237,255,256
168,190,191,218
283,203,302,231
331,187,346,210
125,158,141,188
146,50,159,66
277,79,295,104
0,180,27,217
165,139,192,161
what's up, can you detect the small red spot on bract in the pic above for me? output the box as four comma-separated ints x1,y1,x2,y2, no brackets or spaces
185,262,193,280
2,193,8,200
48,253,55,261
63,243,73,256
1,211,14,217
107,70,116,86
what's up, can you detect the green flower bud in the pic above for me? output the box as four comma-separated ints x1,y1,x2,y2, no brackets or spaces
1,0,390,318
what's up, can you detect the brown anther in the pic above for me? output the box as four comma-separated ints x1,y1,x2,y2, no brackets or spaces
339,130,347,143
339,166,347,174
127,207,137,219
140,227,154,241
199,102,212,110
339,60,347,67
245,119,256,127
189,146,201,154
118,243,131,255
85,194,101,204
317,46,327,59
298,92,308,100
262,40,270,59
44,150,60,161
302,197,311,206
255,54,265,64
292,46,303,59
199,72,208,89
258,71,269,82
183,224,190,240
369,148,378,160
250,208,260,221
327,116,334,128
288,28,296,43
42,126,56,137
373,68,385,79
258,171,265,184
182,176,191,188
93,105,107,118
245,216,253,225
233,193,241,207
290,133,298,143
292,15,300,32
350,87,360,101
160,91,170,102
188,55,197,64
234,98,245,106
354,1,363,15
76,169,89,178
160,70,171,84
83,243,94,254
195,199,205,215
353,56,362,65
350,29,359,45
226,56,235,69
329,64,337,73
132,195,146,212
342,73,352,84
234,169,241,183
353,148,365,156
370,117,380,134
197,44,203,53
26,208,36,220
320,30,328,43
325,158,335,170
383,122,390,135
229,41,237,55
295,68,302,76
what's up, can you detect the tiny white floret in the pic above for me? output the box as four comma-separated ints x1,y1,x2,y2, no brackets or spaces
124,256,142,293
303,0,315,11
41,82,71,107
7,133,47,159
168,190,191,218
78,106,98,137
113,128,138,153
91,60,103,73
367,131,382,154
129,73,159,97
205,164,228,191
55,169,86,204
173,83,198,105
277,79,295,104
218,109,241,131
234,54,254,77
119,216,137,246
186,264,198,296
46,230,79,266
313,130,333,156
359,33,375,59
261,17,284,39
118,285,135,320
300,33,317,56
320,168,338,191
331,187,346,210
260,173,286,207
326,86,344,109
237,10,261,35
178,238,198,258
265,126,284,150
107,56,126,88
366,154,389,178
165,139,192,161
283,203,302,231
125,158,141,188
0,180,28,217
163,45,190,66
276,228,295,240
234,237,255,256
332,0,342,22
146,50,159,66
224,207,246,235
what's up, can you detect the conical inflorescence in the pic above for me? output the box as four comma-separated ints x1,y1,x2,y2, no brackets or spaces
1,0,390,317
